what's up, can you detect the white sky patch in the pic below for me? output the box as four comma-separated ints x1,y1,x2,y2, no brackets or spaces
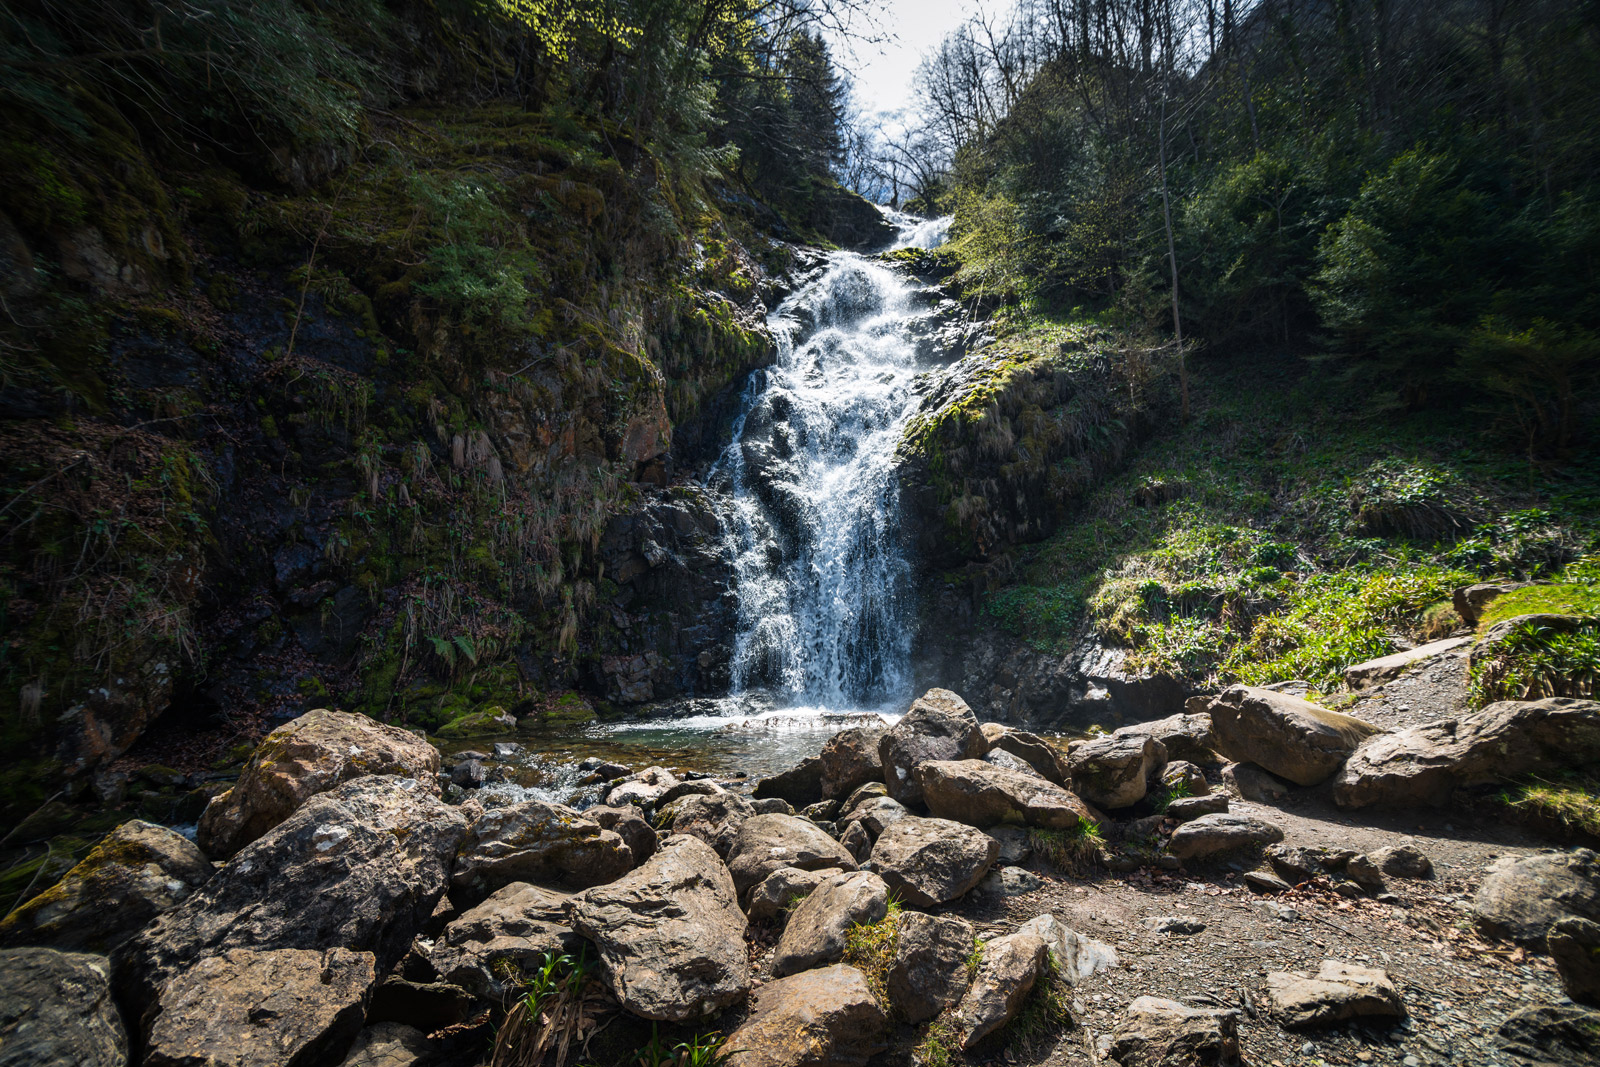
832,0,985,139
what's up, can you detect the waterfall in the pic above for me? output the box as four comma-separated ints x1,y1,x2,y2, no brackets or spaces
708,212,950,710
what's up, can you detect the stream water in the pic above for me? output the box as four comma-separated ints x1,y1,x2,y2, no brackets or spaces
458,210,952,804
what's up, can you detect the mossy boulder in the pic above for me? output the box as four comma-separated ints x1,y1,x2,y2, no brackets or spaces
436,706,518,739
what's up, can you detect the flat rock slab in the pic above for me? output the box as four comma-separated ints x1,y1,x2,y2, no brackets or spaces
889,913,975,1024
956,931,1047,1048
771,871,888,977
1167,813,1283,861
145,946,375,1067
1108,996,1241,1067
917,759,1102,832
869,816,997,907
725,964,887,1067
1345,637,1469,689
571,835,749,1022
1473,848,1600,946
0,947,127,1067
0,819,213,953
1266,960,1403,1029
199,708,441,859
1207,685,1383,787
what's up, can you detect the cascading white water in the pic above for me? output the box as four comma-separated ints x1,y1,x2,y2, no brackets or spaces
709,212,950,710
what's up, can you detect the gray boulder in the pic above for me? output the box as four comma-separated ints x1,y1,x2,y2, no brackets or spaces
1069,734,1167,809
1160,761,1209,796
1167,814,1284,861
888,913,975,1023
752,757,824,808
878,689,987,806
770,871,888,977
1367,843,1433,879
0,820,213,953
987,729,1073,785
589,803,657,866
113,776,464,1039
818,728,887,801
1549,916,1600,1006
837,795,909,838
144,947,374,1067
422,882,577,998
605,766,680,809
571,835,748,1021
1166,794,1229,820
338,1022,436,1067
1015,913,1119,982
1207,685,1383,787
1473,849,1600,946
451,799,634,902
1453,582,1533,625
0,948,127,1067
840,821,872,863
1334,698,1600,808
660,789,754,858
745,866,845,924
1222,762,1291,802
1112,713,1222,767
917,759,1103,832
723,964,887,1067
1108,996,1240,1067
955,931,1047,1047
1265,960,1403,1028
726,815,857,899
868,817,997,907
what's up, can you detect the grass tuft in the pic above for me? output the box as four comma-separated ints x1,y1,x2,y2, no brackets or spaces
1027,822,1104,875
843,898,903,1009
1499,774,1600,837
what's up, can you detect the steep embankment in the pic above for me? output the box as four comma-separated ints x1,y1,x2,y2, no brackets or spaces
0,5,889,812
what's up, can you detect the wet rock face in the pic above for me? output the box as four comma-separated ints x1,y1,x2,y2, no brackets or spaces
0,947,128,1067
197,708,442,859
0,820,213,953
595,486,738,705
144,946,375,1067
113,776,465,1036
724,963,888,1067
571,835,749,1022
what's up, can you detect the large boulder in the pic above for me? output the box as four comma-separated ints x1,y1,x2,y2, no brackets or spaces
659,789,754,859
422,882,577,999
570,835,749,1022
917,759,1102,832
771,871,888,977
0,947,127,1067
198,708,441,859
1069,734,1167,809
878,689,987,806
1015,914,1119,982
1333,698,1600,808
605,766,680,809
451,799,634,903
1549,916,1600,1006
1265,960,1403,1028
1107,997,1241,1067
752,757,824,808
818,728,887,801
112,776,465,1038
1167,814,1284,861
745,866,845,924
955,931,1047,1048
1206,686,1383,787
724,964,887,1067
888,913,975,1024
1112,713,1222,767
0,820,213,952
1472,849,1600,946
838,795,909,839
1498,1004,1600,1067
589,803,657,866
144,946,375,1067
868,817,997,907
987,729,1072,785
726,815,857,899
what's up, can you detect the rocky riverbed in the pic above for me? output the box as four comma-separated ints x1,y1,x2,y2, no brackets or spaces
2,654,1597,1067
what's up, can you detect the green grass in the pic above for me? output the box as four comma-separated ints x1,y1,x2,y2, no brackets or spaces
842,899,903,1010
1006,951,1073,1049
1027,822,1104,875
1498,774,1600,837
914,1013,961,1067
1470,620,1600,705
974,351,1600,694
1478,578,1600,629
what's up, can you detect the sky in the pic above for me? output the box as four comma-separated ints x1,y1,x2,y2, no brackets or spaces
831,0,985,132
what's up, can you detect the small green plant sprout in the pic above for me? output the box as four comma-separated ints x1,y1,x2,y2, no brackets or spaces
843,895,904,1007
489,948,607,1067
632,1026,741,1067
1027,821,1105,875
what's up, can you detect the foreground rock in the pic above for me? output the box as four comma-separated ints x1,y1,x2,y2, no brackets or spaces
1167,813,1284,861
1334,698,1600,808
0,820,213,952
1548,917,1600,1005
451,799,634,902
819,728,887,800
889,913,975,1024
1016,914,1119,982
1497,1004,1600,1066
956,931,1048,1048
338,1022,435,1067
571,835,748,1021
869,817,997,907
771,871,888,977
752,757,824,808
660,789,754,858
726,814,857,898
0,947,127,1067
746,866,844,923
1069,734,1167,809
1266,960,1403,1028
838,795,909,839
1344,637,1469,689
198,708,441,859
605,766,680,809
918,759,1102,831
1112,713,1222,766
423,882,577,998
725,964,887,1067
113,776,464,1037
1206,685,1383,787
879,689,987,806
1108,996,1241,1067
1473,849,1600,946
145,946,374,1067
